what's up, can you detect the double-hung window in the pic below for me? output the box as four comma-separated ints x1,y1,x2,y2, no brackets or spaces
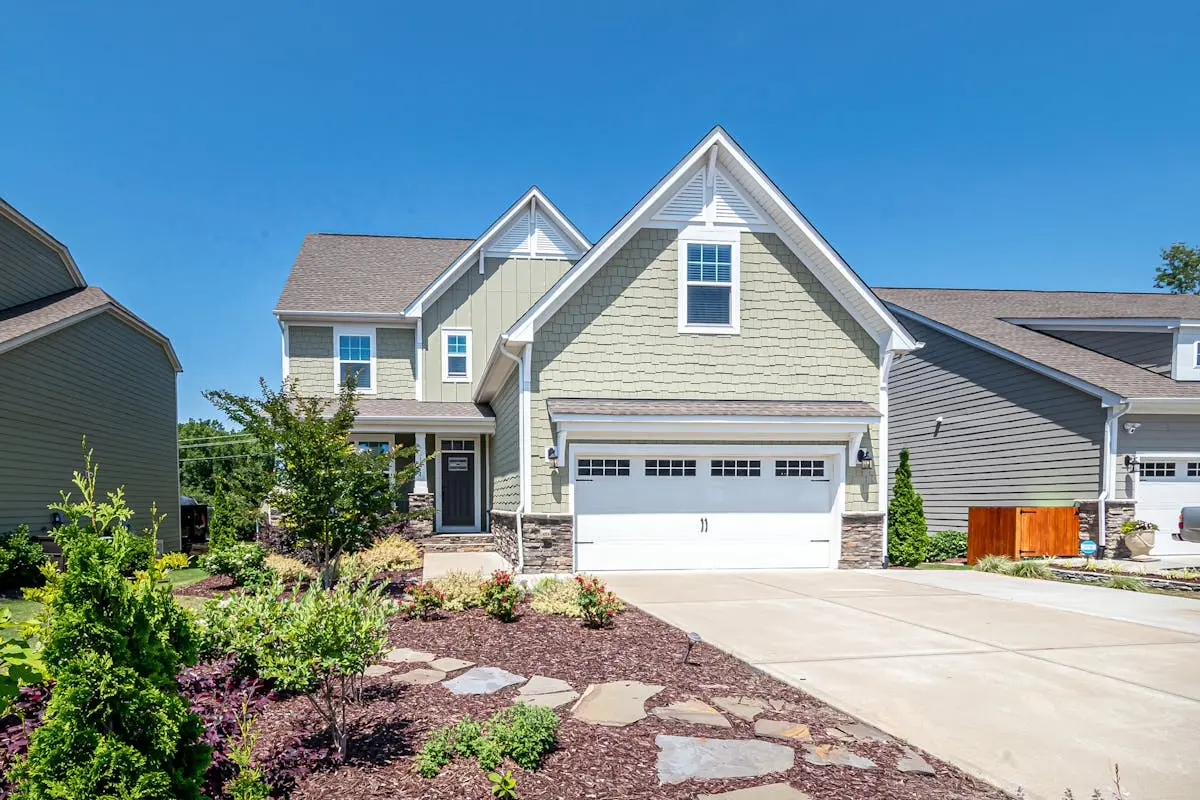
443,329,471,382
335,327,375,392
679,234,740,333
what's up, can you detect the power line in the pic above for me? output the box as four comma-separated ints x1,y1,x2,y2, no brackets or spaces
179,453,272,464
178,438,258,450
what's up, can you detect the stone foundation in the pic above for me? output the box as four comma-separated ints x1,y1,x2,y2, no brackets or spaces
406,493,435,540
520,513,574,573
840,512,885,569
489,510,520,566
1076,500,1136,559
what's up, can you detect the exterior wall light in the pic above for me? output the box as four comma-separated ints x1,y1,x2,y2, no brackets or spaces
1123,422,1142,434
856,449,873,465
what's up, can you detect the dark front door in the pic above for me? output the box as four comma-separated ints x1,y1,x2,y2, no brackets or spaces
441,450,475,528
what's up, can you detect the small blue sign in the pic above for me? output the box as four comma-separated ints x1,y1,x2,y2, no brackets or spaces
1080,540,1098,556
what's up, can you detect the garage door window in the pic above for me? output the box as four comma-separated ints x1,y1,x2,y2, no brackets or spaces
1188,463,1200,478
645,459,696,477
711,459,761,477
776,459,826,477
1141,461,1176,478
578,458,630,477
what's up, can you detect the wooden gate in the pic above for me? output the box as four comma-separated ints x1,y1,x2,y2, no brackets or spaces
967,506,1080,564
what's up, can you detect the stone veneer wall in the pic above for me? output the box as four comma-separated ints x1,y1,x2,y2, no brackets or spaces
519,513,573,573
1076,500,1136,559
490,511,519,566
407,493,435,540
840,512,884,569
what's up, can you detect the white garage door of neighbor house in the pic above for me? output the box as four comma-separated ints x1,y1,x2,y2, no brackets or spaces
573,453,839,571
1136,458,1200,555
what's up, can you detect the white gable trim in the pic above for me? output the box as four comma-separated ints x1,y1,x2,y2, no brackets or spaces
505,127,917,351
402,188,589,317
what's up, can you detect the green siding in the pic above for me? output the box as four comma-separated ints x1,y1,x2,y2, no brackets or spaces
489,368,521,511
287,325,415,399
0,215,79,311
0,313,180,549
528,228,881,513
423,256,573,402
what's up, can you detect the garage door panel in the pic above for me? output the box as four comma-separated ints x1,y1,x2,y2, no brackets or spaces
1136,458,1200,555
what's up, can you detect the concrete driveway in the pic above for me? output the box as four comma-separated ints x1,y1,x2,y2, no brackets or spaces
603,569,1200,800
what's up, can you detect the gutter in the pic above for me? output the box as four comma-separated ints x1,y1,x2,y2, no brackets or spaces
497,343,526,572
1098,402,1132,549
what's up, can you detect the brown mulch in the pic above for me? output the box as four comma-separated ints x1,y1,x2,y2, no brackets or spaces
174,574,238,598
249,601,1006,800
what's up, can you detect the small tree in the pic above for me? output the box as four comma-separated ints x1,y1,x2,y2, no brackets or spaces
208,481,241,551
205,379,424,587
887,448,928,567
8,449,209,799
1153,242,1200,294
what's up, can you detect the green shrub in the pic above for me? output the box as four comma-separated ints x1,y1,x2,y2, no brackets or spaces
156,551,192,573
530,577,583,618
200,541,273,586
196,580,289,675
343,535,421,579
112,523,158,577
926,530,967,562
415,705,559,778
1104,574,1148,592
1119,518,1158,535
0,607,47,715
576,575,622,628
974,554,1015,574
480,570,522,622
1009,559,1052,579
430,570,484,611
0,526,47,591
7,449,208,799
887,449,928,567
400,581,445,620
225,700,271,800
488,770,518,799
265,553,316,583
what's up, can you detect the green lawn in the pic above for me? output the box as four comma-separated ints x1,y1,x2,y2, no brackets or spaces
916,562,971,570
163,567,209,588
0,597,43,625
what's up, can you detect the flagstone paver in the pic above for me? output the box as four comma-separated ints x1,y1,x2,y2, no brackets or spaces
443,666,526,696
520,675,574,696
517,690,579,709
753,718,812,741
897,748,936,775
362,664,394,677
802,744,875,769
392,668,447,685
384,647,435,664
834,722,892,744
428,657,474,673
696,784,814,800
572,681,665,727
712,696,767,722
655,734,795,784
651,698,731,728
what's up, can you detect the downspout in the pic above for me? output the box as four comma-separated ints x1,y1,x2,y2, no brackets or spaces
1099,402,1131,551
277,318,290,381
498,344,525,572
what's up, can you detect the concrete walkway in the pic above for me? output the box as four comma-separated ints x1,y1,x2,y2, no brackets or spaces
421,551,510,580
604,569,1200,800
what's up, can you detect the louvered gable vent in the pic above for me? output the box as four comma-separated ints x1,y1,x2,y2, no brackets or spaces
533,211,573,256
655,170,706,221
487,205,579,258
712,172,764,224
491,209,533,253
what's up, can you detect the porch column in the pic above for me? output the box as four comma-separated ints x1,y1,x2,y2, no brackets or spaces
413,434,429,493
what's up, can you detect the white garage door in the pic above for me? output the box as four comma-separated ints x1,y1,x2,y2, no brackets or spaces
1136,458,1200,555
573,452,839,571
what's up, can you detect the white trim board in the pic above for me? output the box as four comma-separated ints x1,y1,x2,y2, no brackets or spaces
332,325,377,394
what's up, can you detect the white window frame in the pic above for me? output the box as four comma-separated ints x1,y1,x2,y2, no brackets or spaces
333,326,376,393
442,328,472,383
677,227,741,334
1193,340,1200,369
350,437,395,481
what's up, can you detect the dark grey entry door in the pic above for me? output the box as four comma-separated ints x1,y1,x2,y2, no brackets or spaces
441,450,475,527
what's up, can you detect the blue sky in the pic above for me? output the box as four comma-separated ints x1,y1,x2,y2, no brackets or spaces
3,1,1197,421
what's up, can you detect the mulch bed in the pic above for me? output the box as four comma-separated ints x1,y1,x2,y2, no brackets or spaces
173,569,421,600
248,601,1006,800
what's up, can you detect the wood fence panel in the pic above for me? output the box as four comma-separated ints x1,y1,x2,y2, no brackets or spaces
967,507,1018,563
1017,506,1080,558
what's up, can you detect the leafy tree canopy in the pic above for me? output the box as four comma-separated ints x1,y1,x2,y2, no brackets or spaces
1153,242,1200,294
179,418,273,538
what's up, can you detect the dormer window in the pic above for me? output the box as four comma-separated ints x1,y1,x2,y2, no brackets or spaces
678,232,741,334
334,327,375,392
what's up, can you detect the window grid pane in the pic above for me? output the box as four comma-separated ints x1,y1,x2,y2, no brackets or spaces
645,458,697,477
447,335,468,355
578,458,630,477
711,459,761,477
1141,461,1176,478
340,362,371,388
447,355,468,376
1188,463,1200,477
339,335,371,361
686,243,732,284
441,440,475,452
775,459,826,477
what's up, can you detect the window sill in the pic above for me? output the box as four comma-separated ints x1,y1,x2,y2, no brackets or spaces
678,323,740,335
442,376,472,384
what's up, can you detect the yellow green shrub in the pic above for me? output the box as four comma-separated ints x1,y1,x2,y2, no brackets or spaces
430,570,483,611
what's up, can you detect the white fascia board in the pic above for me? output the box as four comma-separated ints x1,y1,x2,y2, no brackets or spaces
471,336,523,403
1007,317,1188,333
887,303,1124,406
274,310,415,326
351,416,496,435
0,198,86,288
403,187,590,318
506,127,918,351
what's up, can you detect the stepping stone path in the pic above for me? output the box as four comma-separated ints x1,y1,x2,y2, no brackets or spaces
753,718,812,742
802,744,875,770
897,748,936,776
384,647,435,664
393,668,447,686
443,666,526,696
362,664,394,677
697,784,813,800
428,657,474,673
655,734,794,784
515,675,579,709
832,722,892,744
712,696,767,722
651,698,731,728
572,681,664,727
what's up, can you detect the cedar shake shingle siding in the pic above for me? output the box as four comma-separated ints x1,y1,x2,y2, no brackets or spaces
887,317,1104,531
0,214,79,311
287,325,334,395
0,312,180,549
528,228,881,514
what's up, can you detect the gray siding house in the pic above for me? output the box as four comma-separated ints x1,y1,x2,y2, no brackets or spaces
877,288,1200,558
0,199,183,550
275,127,918,573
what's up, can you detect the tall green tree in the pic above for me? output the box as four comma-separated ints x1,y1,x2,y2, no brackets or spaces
9,450,208,799
204,379,422,587
1153,242,1200,294
887,448,928,567
179,418,273,539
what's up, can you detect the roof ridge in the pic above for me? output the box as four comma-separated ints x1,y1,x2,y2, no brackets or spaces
308,232,476,242
875,286,1192,298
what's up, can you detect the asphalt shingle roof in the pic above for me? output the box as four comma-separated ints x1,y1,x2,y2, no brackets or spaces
275,234,474,314
0,286,112,346
353,398,494,420
875,288,1200,400
546,398,879,418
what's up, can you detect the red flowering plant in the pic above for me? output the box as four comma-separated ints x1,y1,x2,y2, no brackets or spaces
574,575,622,629
400,581,444,620
480,570,522,622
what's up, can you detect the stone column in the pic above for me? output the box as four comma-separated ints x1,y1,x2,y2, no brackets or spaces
407,492,435,540
840,512,884,569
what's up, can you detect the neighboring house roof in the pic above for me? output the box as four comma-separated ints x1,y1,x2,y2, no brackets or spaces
546,398,879,419
0,198,86,289
353,398,494,420
0,286,183,372
876,287,1200,401
275,234,474,316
